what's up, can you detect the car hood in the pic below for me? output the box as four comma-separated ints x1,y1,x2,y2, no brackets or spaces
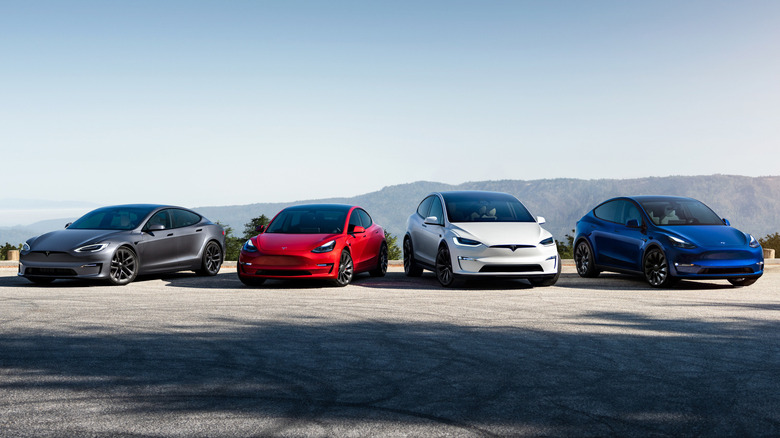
29,229,131,251
256,233,341,251
450,222,547,246
662,225,748,247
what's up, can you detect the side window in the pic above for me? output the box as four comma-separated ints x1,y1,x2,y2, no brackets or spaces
417,196,434,218
623,202,643,226
357,209,373,228
145,210,171,230
428,197,444,226
348,210,362,233
593,200,619,223
171,209,201,228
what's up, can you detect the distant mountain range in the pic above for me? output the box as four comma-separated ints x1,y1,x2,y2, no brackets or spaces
2,175,779,247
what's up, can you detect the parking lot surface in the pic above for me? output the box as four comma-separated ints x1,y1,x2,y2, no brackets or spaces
1,264,779,437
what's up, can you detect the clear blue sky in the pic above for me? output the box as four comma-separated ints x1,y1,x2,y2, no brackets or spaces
2,1,779,215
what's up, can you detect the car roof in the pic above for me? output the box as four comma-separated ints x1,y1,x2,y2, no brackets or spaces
622,196,699,203
283,204,355,211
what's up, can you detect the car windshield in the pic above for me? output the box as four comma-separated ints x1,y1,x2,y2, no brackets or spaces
68,206,155,230
639,199,724,226
442,192,535,223
265,207,349,234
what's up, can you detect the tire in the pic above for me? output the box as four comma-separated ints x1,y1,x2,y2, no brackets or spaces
332,250,354,287
529,259,562,287
27,277,54,285
403,237,423,277
574,240,599,278
728,277,759,287
108,246,138,286
197,240,223,276
643,247,676,288
435,244,458,287
238,273,266,287
369,243,388,277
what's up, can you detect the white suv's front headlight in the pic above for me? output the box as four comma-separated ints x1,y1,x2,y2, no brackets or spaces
454,236,482,247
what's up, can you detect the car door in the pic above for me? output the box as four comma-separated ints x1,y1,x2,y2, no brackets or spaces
137,209,179,272
357,208,383,270
170,208,205,265
416,195,445,265
346,209,369,268
592,200,645,270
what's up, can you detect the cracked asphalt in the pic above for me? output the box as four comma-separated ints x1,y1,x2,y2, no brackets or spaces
1,264,779,437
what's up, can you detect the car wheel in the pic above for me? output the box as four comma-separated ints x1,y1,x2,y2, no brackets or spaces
728,277,759,287
197,240,223,276
643,247,676,288
435,244,458,287
332,250,354,287
109,246,138,286
529,260,562,287
574,240,599,278
27,277,54,285
403,237,423,277
369,243,388,277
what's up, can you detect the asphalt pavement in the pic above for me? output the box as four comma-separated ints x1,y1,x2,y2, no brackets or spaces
1,264,779,437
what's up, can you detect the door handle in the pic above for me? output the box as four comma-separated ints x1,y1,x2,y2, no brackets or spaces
167,233,174,237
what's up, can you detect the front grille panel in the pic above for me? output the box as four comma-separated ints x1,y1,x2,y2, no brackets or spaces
699,267,754,275
255,269,312,277
25,267,78,276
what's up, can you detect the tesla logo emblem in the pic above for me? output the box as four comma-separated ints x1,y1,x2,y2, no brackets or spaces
721,242,726,245
510,245,519,252
45,251,51,257
282,247,287,250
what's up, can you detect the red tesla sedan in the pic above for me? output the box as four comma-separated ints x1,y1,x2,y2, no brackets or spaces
237,204,388,287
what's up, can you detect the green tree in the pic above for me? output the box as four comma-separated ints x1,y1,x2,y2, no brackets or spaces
1,242,22,261
556,230,575,259
216,222,243,261
242,215,270,240
759,232,780,252
384,231,402,260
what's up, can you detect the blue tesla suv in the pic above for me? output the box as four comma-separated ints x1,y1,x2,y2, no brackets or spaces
574,196,764,287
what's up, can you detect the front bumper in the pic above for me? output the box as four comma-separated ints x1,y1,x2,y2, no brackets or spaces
452,244,559,278
18,251,112,280
238,251,341,280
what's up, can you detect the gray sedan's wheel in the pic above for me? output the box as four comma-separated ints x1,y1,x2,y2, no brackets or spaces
435,244,457,287
109,246,138,286
574,240,599,278
403,237,423,277
728,277,758,287
198,241,222,276
643,248,676,288
332,250,354,287
369,243,388,277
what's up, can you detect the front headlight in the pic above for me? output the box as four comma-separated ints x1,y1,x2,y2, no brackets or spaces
312,240,336,253
539,237,555,246
454,236,482,247
242,239,258,252
74,243,108,253
748,234,760,248
22,242,31,252
667,235,696,249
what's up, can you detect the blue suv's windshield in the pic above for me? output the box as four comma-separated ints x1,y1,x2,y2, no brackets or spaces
442,192,535,223
639,199,724,226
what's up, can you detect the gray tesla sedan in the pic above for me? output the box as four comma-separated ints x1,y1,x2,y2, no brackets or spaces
18,204,225,285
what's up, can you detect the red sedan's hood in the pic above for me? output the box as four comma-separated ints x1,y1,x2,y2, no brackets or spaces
255,233,341,252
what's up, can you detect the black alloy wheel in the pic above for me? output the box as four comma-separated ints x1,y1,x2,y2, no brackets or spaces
403,238,423,277
198,241,223,276
643,248,675,288
435,244,456,287
370,243,389,277
574,240,599,278
109,246,138,286
333,250,354,287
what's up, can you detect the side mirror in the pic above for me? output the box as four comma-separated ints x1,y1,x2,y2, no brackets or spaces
723,218,731,226
148,224,165,232
256,225,266,233
537,216,546,225
351,226,366,234
626,219,640,228
424,216,440,226
65,222,72,228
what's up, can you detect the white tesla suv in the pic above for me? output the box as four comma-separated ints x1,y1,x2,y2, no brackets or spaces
404,191,560,287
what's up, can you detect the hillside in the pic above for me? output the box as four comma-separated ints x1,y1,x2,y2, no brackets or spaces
195,175,780,243
3,175,779,247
